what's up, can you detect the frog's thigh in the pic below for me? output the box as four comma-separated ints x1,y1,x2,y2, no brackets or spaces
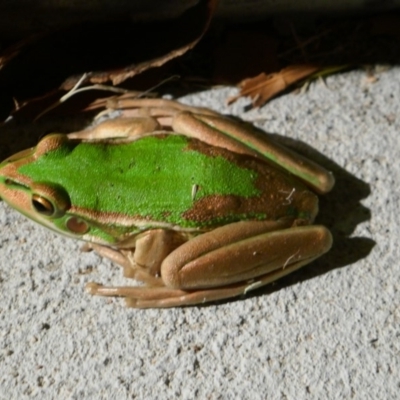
161,221,332,290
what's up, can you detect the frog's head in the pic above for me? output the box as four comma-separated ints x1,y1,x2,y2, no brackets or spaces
0,134,124,245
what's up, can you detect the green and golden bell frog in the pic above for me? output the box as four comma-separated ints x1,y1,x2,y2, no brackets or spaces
0,99,334,308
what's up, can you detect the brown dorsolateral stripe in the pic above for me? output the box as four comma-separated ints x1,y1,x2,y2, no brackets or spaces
182,139,318,226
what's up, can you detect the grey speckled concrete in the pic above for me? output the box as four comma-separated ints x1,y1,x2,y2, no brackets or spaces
0,68,399,399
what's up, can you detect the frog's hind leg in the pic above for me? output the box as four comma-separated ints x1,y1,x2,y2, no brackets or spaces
85,252,318,308
160,221,332,291
87,220,332,308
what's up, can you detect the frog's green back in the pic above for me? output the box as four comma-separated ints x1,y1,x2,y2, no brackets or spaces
19,135,266,227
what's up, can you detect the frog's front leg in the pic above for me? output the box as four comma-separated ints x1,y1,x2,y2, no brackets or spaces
86,220,332,308
85,229,185,288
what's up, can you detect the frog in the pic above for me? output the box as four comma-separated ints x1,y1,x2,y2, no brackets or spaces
0,99,334,308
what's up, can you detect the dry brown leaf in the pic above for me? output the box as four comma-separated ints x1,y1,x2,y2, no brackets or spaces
61,0,217,89
228,65,320,107
0,0,217,121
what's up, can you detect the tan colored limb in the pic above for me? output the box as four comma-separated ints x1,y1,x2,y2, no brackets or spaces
86,255,316,308
85,229,185,287
105,97,220,118
161,223,332,289
68,117,160,140
86,221,332,308
84,243,164,287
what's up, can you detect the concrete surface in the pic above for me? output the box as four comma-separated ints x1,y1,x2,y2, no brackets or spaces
0,68,399,399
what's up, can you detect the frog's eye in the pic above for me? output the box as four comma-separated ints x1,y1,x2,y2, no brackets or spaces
30,182,70,218
32,194,55,216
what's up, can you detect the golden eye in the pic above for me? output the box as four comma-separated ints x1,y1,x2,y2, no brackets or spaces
66,217,89,234
32,194,55,216
30,182,70,218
